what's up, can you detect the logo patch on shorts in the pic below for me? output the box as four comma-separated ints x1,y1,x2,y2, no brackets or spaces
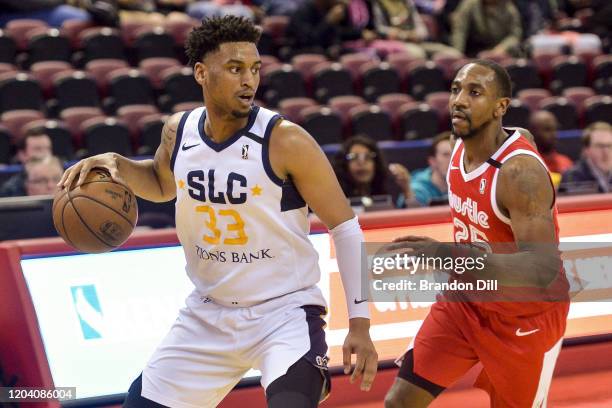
315,355,329,369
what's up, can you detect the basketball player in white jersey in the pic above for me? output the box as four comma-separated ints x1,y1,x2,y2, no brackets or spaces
59,16,377,408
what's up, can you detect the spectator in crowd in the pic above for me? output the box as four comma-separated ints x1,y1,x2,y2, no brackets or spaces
530,110,573,174
450,0,522,57
370,0,462,58
251,0,308,16
561,122,612,193
407,131,451,206
0,129,53,197
286,0,374,56
23,155,64,196
513,0,559,38
0,0,90,27
333,135,411,209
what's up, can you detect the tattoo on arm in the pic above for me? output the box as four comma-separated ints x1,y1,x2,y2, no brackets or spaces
162,122,177,149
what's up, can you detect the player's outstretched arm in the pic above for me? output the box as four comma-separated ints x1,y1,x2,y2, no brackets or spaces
269,120,378,391
59,112,182,203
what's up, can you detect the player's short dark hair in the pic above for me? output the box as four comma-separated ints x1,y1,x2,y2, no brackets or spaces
185,16,261,67
429,131,451,157
470,59,512,98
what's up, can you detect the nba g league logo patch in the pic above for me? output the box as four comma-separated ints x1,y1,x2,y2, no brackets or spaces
242,144,249,159
479,178,487,194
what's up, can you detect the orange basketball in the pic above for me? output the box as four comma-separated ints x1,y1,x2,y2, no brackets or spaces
53,168,138,253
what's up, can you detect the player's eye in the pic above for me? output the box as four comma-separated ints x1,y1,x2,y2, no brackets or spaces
229,66,240,74
251,67,260,75
451,87,459,94
471,90,481,96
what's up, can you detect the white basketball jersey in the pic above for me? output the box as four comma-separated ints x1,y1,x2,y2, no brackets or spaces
171,106,325,307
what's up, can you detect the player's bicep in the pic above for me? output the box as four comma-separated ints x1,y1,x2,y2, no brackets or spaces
279,125,354,229
153,113,183,200
498,155,555,244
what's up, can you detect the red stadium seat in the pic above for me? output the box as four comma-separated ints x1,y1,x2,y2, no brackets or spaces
163,17,199,46
30,61,74,96
5,19,48,50
0,30,17,64
432,52,466,80
406,60,446,100
25,28,71,69
0,72,43,113
503,99,530,129
517,88,552,112
133,27,176,62
562,87,595,122
139,57,181,89
311,62,354,104
377,93,414,121
340,52,378,82
398,102,439,140
85,58,129,96
349,104,393,141
425,91,451,131
262,65,306,107
262,16,289,43
78,27,126,65
81,116,132,157
60,106,106,147
539,96,579,130
584,95,612,125
387,52,424,88
172,101,202,113
328,95,368,127
360,62,401,103
137,113,166,155
117,104,160,148
0,109,44,141
60,18,94,48
300,106,343,146
278,97,318,124
550,55,588,94
291,54,328,84
0,63,17,76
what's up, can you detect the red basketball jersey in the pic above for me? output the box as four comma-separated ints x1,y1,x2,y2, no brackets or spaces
446,129,568,315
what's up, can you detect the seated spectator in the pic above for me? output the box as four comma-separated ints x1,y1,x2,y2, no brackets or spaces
251,0,308,16
333,135,410,209
186,0,255,20
530,110,573,175
0,0,90,27
0,129,53,197
286,0,372,57
513,0,559,38
23,155,64,196
407,131,450,206
371,0,462,58
561,122,612,194
450,0,522,58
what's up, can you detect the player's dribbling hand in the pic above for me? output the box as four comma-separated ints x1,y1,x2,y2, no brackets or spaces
58,153,126,190
386,235,440,258
343,317,378,391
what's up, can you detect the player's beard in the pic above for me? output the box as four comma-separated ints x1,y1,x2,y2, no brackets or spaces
455,117,493,140
231,108,251,119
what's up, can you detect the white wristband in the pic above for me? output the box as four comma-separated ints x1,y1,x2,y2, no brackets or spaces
330,216,370,319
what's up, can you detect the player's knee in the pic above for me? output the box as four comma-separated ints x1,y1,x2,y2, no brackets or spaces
384,378,435,408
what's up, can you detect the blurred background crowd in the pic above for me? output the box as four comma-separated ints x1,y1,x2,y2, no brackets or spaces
0,0,610,225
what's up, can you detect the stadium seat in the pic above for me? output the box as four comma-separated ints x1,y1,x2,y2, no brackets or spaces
503,59,542,95
311,62,354,104
60,106,106,147
78,27,126,65
532,50,561,88
85,58,129,96
328,95,368,128
133,28,176,62
349,105,393,141
262,16,289,44
517,88,552,112
0,109,44,141
398,102,439,140
0,125,10,164
0,30,17,64
300,106,343,146
425,92,451,131
172,102,202,113
117,104,160,147
292,54,328,85
120,20,156,47
432,52,466,81
0,63,17,77
406,61,446,100
52,71,100,114
30,61,74,97
503,99,530,128
5,19,48,50
476,50,512,65
60,18,94,48
550,56,588,94
107,68,155,113
386,52,424,89
378,93,414,138
340,52,378,82
262,65,306,107
584,96,612,125
563,87,595,124
379,140,431,171
163,17,199,46
139,57,181,89
159,66,201,112
360,62,401,103
539,97,579,130
22,119,74,160
25,28,72,69
137,113,165,155
278,97,318,123
82,117,132,157
0,72,43,113
593,55,612,82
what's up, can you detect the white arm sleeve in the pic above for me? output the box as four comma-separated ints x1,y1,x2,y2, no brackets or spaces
330,216,370,319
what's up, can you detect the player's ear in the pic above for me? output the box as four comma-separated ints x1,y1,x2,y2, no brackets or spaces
494,97,511,119
194,62,207,86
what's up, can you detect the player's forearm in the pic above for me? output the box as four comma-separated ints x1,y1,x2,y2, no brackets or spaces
114,155,174,203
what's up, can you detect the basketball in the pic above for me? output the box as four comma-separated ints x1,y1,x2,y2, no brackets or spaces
52,168,138,253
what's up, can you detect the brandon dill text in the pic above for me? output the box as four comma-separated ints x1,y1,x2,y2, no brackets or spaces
372,279,498,291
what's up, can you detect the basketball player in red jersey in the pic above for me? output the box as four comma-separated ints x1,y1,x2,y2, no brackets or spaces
384,60,569,408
